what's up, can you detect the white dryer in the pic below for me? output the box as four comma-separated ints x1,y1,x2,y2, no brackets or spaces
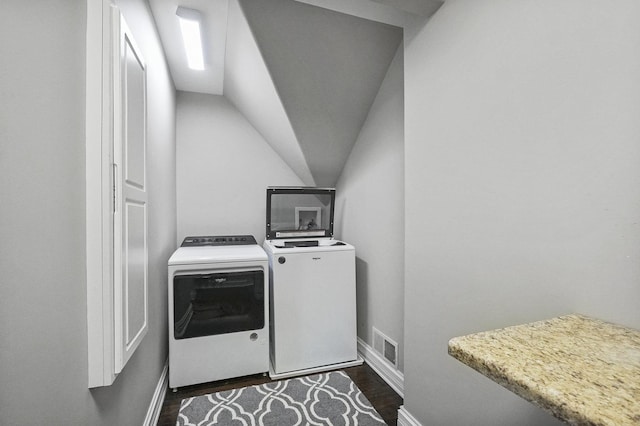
264,187,362,379
168,236,269,390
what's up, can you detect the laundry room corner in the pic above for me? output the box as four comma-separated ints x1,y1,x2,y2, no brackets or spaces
334,41,406,379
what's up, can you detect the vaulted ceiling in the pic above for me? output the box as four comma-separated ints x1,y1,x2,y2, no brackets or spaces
148,0,442,186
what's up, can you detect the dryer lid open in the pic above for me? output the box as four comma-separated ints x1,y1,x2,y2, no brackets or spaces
266,187,335,240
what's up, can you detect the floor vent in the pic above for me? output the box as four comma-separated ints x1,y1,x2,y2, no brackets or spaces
372,327,398,368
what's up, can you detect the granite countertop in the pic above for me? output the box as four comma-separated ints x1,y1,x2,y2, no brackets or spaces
448,314,640,425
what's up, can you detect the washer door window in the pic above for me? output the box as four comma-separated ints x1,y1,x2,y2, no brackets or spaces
173,270,265,339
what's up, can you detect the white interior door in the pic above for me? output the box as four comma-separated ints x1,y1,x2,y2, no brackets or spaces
113,13,148,373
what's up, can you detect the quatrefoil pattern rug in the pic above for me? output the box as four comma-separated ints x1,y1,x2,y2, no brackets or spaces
176,371,387,425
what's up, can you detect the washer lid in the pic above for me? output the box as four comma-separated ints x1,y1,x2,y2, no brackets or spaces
266,187,335,240
168,244,268,266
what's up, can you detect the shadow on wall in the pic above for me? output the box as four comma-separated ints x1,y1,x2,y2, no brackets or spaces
355,256,370,339
333,196,345,237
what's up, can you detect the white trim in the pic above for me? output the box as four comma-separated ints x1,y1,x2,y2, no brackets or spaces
86,0,117,388
143,360,169,426
357,337,404,397
397,405,422,426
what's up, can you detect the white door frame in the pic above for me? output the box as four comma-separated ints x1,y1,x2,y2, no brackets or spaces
86,0,116,388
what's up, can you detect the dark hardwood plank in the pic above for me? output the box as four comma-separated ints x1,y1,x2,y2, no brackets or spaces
157,363,402,426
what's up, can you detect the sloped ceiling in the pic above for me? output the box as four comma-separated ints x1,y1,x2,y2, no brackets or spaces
370,0,443,16
294,0,442,26
149,0,441,187
238,0,402,187
224,0,316,185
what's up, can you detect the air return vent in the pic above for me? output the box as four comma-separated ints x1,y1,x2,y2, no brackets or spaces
372,327,398,368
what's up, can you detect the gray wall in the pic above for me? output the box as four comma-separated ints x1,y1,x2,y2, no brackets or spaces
335,45,405,371
0,1,176,424
176,92,304,244
403,0,640,424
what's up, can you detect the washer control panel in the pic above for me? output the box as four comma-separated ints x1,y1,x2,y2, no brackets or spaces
181,235,257,247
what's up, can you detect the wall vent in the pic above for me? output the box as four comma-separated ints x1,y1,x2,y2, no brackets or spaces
372,327,398,368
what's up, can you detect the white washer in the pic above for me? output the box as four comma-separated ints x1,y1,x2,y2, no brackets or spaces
264,238,361,379
168,236,269,390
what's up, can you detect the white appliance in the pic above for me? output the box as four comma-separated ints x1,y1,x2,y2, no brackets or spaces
168,236,269,390
264,187,362,379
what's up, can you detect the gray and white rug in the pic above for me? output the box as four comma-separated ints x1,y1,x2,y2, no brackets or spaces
176,371,387,425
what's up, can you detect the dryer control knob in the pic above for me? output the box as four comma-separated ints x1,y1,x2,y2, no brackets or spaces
278,256,286,264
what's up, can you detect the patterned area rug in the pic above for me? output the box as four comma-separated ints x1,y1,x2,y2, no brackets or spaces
176,370,387,425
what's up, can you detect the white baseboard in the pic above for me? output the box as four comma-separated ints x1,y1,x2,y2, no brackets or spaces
143,359,169,426
397,405,422,426
357,337,404,397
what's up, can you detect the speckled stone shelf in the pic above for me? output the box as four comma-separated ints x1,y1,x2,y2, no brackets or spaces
448,314,640,425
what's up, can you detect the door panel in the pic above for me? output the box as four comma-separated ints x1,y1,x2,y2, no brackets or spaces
124,39,145,189
113,13,148,373
125,201,146,348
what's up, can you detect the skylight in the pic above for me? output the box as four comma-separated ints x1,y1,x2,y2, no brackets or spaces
176,6,205,71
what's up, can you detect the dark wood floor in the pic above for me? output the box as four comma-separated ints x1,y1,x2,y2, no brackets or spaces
157,363,403,425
